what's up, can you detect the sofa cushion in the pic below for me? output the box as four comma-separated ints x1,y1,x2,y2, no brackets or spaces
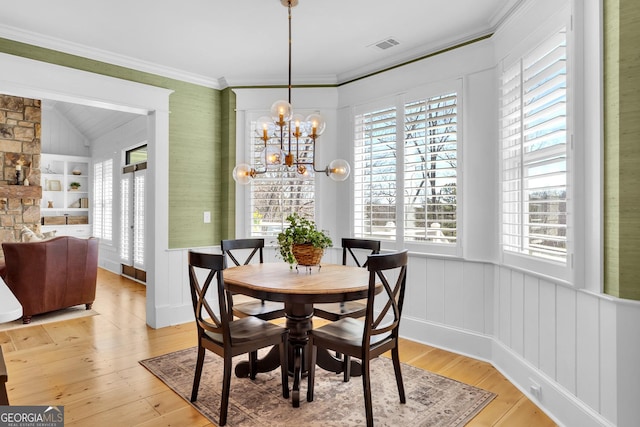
20,226,56,242
20,226,41,242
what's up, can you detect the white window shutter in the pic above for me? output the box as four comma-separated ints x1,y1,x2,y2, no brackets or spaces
500,29,568,263
404,93,458,243
93,159,113,243
120,174,132,264
353,106,397,240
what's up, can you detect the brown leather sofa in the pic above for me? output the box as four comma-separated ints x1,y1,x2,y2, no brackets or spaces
0,236,98,324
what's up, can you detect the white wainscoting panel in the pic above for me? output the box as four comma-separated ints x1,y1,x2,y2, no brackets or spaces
599,298,617,424
461,262,487,332
497,267,512,346
510,270,525,357
576,292,600,414
404,255,428,319
557,285,577,395
523,274,540,366
425,257,446,324
444,259,464,328
539,279,557,380
615,302,640,427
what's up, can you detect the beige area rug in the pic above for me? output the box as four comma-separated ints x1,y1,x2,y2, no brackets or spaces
0,306,98,332
140,347,496,427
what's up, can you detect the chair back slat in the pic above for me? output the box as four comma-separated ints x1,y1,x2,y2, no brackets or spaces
188,251,231,340
221,239,264,266
365,250,408,344
342,238,381,268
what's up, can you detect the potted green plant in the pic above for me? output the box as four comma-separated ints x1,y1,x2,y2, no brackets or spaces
277,213,333,267
69,182,81,190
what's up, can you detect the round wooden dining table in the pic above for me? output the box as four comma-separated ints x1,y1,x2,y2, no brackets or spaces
223,262,376,407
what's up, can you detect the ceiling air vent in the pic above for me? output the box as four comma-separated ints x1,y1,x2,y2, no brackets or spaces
373,38,400,50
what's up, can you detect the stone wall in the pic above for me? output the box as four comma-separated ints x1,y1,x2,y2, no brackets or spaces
0,94,42,249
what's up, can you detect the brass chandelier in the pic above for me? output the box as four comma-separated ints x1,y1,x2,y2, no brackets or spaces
232,0,350,185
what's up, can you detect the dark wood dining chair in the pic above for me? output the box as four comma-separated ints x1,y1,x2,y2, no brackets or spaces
313,238,381,380
221,239,285,321
314,238,381,321
307,250,408,427
188,251,289,426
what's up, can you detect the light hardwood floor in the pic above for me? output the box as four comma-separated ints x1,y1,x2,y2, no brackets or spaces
0,269,556,426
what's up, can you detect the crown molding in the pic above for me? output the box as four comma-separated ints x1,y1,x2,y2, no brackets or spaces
488,0,527,28
0,24,222,89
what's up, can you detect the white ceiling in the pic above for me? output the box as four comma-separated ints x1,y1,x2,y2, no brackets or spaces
44,100,141,142
0,0,522,88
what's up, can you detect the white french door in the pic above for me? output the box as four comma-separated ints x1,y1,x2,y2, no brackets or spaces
120,162,146,282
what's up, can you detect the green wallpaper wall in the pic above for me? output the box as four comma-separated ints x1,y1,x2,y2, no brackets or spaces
604,0,640,299
0,38,234,248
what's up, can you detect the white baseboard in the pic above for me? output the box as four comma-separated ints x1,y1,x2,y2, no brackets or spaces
491,341,614,427
401,315,494,361
400,317,613,427
98,258,120,274
167,303,195,327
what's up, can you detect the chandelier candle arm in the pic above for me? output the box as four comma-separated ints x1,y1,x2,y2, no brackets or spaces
232,0,350,185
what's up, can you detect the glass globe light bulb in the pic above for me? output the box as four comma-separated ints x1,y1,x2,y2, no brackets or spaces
265,145,284,166
291,113,307,137
306,113,326,136
232,163,254,185
255,116,274,138
297,165,315,178
270,100,293,124
328,159,350,181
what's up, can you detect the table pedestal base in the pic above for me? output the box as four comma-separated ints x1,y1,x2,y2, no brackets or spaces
234,303,362,407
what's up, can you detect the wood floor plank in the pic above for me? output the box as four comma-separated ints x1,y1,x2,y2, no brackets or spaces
493,396,558,427
8,325,54,350
409,345,465,373
61,376,169,422
396,338,439,364
64,398,160,426
464,369,527,425
436,355,495,386
144,389,192,416
41,316,100,344
0,268,556,426
134,405,213,427
0,331,15,351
